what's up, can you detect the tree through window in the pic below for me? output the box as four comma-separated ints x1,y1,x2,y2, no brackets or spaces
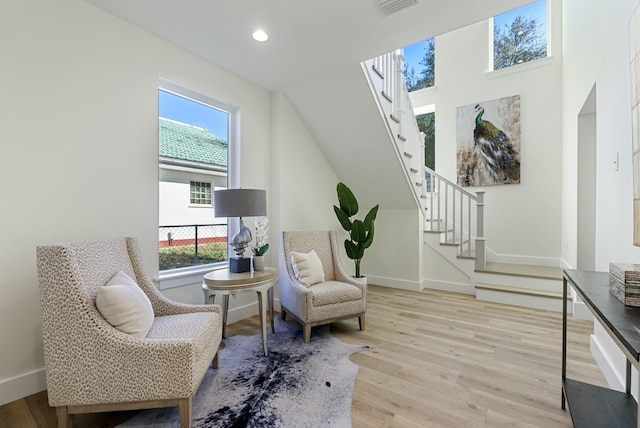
493,0,547,70
402,38,435,92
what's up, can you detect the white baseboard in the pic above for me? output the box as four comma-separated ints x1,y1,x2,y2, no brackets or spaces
572,300,592,321
590,333,624,392
560,258,573,270
421,279,475,295
226,298,281,325
0,368,47,407
486,248,561,267
366,275,421,291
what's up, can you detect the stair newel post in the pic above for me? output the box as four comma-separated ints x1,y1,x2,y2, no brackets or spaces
460,191,464,255
437,178,441,231
444,183,449,244
475,190,486,270
467,194,472,257
430,171,435,231
452,187,457,244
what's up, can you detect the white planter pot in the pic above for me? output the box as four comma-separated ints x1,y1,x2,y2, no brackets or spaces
252,255,265,271
352,275,367,286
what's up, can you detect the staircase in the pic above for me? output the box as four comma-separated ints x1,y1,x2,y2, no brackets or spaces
363,51,569,313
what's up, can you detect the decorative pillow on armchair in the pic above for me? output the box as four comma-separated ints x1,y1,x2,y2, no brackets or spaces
290,250,325,286
96,270,154,337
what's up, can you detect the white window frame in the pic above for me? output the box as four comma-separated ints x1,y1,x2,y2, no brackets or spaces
156,80,240,289
489,0,550,72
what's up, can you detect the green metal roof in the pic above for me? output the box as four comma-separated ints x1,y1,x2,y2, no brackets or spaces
159,117,228,167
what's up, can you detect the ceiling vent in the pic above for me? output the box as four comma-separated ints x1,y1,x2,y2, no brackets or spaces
375,0,419,18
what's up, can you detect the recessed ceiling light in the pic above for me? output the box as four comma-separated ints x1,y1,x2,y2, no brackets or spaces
252,30,269,42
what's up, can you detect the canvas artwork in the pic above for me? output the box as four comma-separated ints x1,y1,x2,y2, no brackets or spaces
630,3,640,246
456,95,521,187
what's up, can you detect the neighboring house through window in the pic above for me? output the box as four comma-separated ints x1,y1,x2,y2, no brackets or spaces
158,85,234,274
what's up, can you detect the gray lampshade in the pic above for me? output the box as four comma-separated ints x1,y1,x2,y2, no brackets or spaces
213,189,266,218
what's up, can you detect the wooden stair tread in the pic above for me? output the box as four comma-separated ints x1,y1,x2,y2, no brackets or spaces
476,262,562,280
442,239,469,247
458,250,476,259
476,283,571,300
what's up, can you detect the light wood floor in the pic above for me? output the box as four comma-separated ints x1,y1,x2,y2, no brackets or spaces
0,285,605,428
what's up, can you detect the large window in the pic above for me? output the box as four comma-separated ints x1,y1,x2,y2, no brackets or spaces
158,86,231,273
493,0,547,70
416,112,435,170
402,38,435,91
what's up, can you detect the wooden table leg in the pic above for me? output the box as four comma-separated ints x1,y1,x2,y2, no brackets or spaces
268,286,275,333
256,290,268,356
222,295,229,338
562,277,567,410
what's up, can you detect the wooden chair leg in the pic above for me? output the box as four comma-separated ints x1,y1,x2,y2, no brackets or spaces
281,308,287,320
304,324,311,343
56,406,72,428
359,313,366,331
179,397,192,428
212,351,219,369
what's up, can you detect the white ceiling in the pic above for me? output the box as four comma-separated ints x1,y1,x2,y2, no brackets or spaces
85,0,537,209
86,0,536,92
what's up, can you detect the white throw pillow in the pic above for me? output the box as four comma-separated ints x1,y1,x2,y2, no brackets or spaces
290,250,325,287
96,270,154,337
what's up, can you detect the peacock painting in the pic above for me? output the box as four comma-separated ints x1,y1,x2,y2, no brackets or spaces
456,95,521,187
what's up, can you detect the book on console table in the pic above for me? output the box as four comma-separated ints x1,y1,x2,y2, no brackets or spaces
609,262,640,307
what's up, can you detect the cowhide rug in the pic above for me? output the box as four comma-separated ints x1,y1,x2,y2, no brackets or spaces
118,318,369,428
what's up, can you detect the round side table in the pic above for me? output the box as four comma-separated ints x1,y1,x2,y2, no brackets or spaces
202,267,278,356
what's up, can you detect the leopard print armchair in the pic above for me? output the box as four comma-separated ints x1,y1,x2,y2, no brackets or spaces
279,230,366,343
36,237,222,428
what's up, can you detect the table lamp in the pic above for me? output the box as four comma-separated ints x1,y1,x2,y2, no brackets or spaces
214,188,267,273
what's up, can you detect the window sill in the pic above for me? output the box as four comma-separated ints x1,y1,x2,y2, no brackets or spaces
188,204,214,208
155,262,227,290
487,56,555,79
408,85,436,96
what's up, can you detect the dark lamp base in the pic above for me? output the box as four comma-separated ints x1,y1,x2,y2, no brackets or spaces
230,257,251,273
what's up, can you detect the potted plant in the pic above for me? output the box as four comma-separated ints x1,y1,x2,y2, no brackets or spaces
252,217,269,271
333,182,379,279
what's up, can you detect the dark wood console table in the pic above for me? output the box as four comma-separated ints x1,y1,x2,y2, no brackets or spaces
562,269,639,427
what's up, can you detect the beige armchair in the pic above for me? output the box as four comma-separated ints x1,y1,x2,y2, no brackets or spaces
36,237,222,428
279,230,366,343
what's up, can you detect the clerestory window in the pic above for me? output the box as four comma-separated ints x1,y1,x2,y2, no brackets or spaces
402,37,435,92
492,0,547,70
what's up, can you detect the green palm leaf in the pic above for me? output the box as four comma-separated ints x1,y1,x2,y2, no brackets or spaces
337,182,358,217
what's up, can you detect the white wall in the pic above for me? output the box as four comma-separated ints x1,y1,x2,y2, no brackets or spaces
364,209,422,290
563,0,640,394
423,245,472,292
411,0,564,265
0,0,338,405
562,0,640,269
270,91,341,234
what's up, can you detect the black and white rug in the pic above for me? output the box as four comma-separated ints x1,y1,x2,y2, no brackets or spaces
118,318,369,428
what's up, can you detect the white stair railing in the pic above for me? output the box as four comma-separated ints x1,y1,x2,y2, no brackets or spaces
365,51,486,270
423,168,485,270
